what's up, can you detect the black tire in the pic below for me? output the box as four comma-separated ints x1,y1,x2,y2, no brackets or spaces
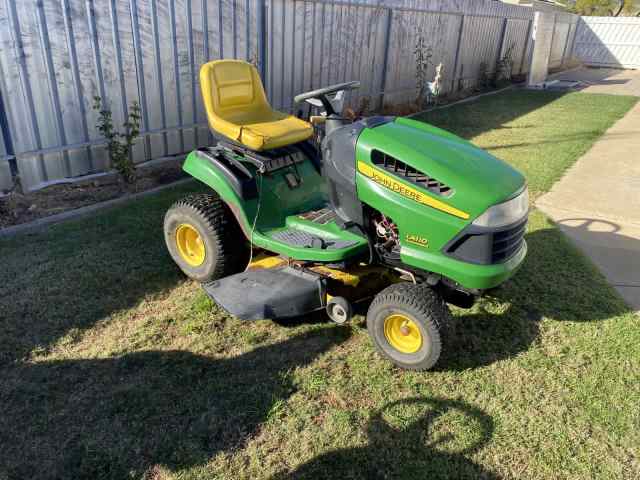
366,282,450,371
164,193,249,282
326,296,352,324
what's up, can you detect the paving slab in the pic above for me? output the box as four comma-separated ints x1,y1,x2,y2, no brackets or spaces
549,67,640,96
537,72,640,312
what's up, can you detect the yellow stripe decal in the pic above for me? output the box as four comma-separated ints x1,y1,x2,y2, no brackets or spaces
357,161,470,220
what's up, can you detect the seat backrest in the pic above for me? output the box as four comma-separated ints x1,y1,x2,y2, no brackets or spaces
200,60,271,125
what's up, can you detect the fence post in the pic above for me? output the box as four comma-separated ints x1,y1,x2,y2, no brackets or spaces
549,13,557,66
450,14,465,94
257,0,268,83
568,19,579,64
560,20,572,67
527,11,556,86
0,87,18,188
520,19,533,75
377,7,393,111
495,17,509,76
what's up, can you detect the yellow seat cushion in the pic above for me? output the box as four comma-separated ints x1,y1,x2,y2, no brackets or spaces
200,59,313,151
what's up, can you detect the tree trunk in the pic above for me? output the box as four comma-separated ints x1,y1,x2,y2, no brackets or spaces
613,0,624,16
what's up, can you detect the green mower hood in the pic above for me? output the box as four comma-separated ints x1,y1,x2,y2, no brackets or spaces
357,117,526,220
355,116,527,290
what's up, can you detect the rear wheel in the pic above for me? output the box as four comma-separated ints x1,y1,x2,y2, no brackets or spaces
366,282,450,370
164,194,249,282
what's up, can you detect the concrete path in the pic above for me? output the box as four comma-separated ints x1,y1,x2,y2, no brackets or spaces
537,67,640,312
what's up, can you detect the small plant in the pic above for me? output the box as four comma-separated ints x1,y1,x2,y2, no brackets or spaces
426,63,444,106
414,33,434,108
248,51,259,70
477,42,516,92
478,61,491,91
93,97,141,185
495,43,516,86
356,95,372,118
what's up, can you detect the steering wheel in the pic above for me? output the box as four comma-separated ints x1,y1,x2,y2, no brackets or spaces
294,81,360,115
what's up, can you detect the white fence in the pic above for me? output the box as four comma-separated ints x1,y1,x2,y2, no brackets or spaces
0,0,578,192
574,16,640,69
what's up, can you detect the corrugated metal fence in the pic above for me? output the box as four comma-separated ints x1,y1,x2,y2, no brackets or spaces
574,16,640,69
0,0,578,192
549,12,579,70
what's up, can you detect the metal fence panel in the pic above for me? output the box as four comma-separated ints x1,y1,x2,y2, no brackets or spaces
574,16,640,69
0,117,10,191
383,10,460,105
562,21,576,66
503,18,532,74
267,0,388,113
550,18,569,68
456,15,503,90
352,0,534,20
0,0,577,192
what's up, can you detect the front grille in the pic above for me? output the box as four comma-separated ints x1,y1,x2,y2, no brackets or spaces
444,217,527,265
491,219,527,263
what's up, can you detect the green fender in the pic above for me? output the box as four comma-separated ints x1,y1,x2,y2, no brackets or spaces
182,150,257,238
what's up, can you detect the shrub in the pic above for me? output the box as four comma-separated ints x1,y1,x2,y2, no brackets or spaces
93,97,141,185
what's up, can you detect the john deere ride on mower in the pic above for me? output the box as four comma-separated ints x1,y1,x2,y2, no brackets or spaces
164,59,528,370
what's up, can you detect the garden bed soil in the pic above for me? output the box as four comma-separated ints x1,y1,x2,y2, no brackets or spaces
0,159,186,229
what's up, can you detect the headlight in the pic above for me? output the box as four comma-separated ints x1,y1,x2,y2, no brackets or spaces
472,187,528,228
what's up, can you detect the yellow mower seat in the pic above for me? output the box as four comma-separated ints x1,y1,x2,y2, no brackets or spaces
200,59,313,151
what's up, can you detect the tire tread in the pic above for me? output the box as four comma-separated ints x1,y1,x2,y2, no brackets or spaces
367,282,451,370
165,193,248,280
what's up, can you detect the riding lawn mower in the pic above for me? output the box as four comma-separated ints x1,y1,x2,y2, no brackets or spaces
163,59,528,370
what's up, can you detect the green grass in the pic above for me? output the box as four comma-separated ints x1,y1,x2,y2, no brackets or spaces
415,90,638,197
1,90,639,480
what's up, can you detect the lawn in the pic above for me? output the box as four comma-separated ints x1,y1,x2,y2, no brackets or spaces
415,89,639,197
1,90,638,480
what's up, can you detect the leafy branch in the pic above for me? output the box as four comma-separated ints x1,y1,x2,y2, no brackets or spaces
414,34,434,108
93,97,141,185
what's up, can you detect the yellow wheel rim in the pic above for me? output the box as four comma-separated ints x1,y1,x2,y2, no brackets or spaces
383,313,423,354
175,223,206,267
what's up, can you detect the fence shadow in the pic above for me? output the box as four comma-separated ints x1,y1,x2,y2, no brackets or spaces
0,184,198,365
0,328,350,479
270,396,498,480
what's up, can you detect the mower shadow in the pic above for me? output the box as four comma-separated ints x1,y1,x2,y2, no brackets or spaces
436,224,631,372
0,327,350,479
270,397,498,480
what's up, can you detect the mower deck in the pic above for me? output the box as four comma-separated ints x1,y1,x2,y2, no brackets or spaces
203,252,399,321
203,265,325,320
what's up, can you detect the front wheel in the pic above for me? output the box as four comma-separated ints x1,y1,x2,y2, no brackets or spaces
366,282,450,370
164,194,249,282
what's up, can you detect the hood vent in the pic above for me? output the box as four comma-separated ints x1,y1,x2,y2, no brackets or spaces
371,150,453,197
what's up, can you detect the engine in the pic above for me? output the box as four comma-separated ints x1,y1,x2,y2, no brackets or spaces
371,213,401,263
